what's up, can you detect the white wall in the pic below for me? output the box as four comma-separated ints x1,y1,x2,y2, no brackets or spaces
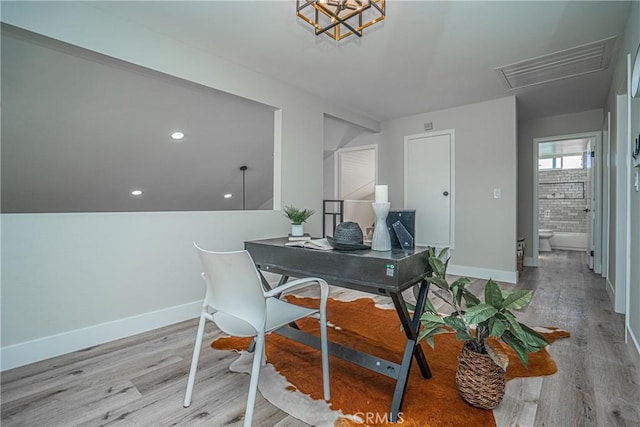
329,97,519,282
626,4,640,361
350,97,518,281
606,1,640,361
0,211,285,368
611,95,628,313
323,155,336,200
0,2,378,370
517,109,604,262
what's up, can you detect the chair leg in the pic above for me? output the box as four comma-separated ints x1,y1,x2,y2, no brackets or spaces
243,332,265,427
184,313,207,407
320,306,330,401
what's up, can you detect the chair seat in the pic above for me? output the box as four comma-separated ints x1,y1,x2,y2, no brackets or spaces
213,298,319,337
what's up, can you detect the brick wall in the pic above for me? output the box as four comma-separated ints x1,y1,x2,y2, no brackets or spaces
539,167,588,233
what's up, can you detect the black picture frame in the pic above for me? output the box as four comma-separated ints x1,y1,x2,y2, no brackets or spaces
386,210,416,250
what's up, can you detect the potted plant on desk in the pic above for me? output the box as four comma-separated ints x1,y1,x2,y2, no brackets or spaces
418,247,549,409
283,205,315,237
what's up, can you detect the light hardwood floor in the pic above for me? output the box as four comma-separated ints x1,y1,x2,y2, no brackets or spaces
2,250,639,426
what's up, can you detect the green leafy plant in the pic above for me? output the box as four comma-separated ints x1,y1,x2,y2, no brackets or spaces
418,247,548,367
283,205,315,225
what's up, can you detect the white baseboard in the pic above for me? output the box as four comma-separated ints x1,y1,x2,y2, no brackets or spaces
1,300,202,372
447,264,517,284
627,326,640,371
523,256,535,267
606,278,616,307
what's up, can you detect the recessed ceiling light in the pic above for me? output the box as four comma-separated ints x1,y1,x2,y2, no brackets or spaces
131,190,143,196
224,193,233,199
170,131,185,140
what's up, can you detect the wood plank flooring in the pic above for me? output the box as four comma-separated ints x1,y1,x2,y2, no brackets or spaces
2,250,639,426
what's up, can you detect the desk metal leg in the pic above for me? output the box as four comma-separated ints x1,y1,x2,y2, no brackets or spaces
388,280,431,423
257,269,289,292
410,280,432,378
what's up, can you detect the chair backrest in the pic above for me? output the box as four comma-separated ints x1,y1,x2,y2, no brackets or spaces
193,243,267,332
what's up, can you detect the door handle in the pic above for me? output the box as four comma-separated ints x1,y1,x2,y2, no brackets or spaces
583,208,590,212
443,191,449,196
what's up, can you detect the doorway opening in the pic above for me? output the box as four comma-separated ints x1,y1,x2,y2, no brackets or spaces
334,145,378,238
533,132,601,271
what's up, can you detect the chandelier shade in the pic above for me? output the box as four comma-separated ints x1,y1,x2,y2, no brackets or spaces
296,0,385,41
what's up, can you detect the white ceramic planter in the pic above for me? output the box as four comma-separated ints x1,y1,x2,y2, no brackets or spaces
291,224,304,236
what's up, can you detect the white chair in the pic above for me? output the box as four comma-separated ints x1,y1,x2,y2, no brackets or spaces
184,243,330,427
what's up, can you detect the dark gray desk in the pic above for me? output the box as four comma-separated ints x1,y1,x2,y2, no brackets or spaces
244,237,432,423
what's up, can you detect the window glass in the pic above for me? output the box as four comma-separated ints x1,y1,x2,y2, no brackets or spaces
562,155,583,169
539,155,584,170
538,158,554,169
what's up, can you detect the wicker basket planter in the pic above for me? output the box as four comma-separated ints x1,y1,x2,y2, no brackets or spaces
418,248,550,411
456,343,506,409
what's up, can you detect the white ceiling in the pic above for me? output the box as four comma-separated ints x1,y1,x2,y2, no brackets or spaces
1,1,632,213
88,0,631,122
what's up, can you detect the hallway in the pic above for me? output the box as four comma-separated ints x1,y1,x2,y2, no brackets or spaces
496,250,640,426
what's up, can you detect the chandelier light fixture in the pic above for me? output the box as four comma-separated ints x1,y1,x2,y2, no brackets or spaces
296,0,385,41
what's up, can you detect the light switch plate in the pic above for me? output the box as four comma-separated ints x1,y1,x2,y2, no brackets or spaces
493,188,502,199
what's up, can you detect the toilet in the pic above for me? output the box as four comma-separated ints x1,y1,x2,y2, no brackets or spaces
539,229,554,252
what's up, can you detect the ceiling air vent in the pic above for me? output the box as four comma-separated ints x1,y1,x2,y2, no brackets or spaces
495,36,616,89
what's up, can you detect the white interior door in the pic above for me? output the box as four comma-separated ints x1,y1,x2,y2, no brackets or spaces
404,130,454,248
586,140,595,269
